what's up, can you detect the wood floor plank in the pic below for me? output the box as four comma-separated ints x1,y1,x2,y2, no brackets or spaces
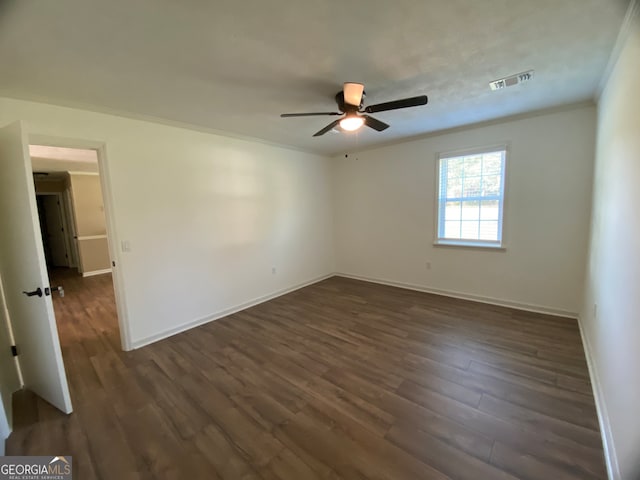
391,367,606,478
6,270,606,479
489,441,599,480
280,400,451,480
477,393,602,449
386,422,519,480
323,368,494,462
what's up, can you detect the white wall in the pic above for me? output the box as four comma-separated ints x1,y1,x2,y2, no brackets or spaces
581,10,640,480
0,97,335,348
333,105,596,316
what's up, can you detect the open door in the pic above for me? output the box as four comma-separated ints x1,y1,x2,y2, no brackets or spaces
0,122,72,414
40,195,70,267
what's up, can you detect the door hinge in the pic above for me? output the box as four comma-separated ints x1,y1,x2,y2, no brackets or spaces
112,261,116,267
11,345,18,357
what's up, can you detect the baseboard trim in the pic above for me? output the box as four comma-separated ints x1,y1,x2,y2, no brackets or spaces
130,273,334,349
577,316,620,480
82,268,112,277
335,272,578,319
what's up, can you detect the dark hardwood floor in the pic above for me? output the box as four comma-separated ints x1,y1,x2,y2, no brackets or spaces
6,270,606,479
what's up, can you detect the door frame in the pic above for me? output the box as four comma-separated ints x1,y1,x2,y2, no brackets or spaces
61,188,80,269
28,133,133,351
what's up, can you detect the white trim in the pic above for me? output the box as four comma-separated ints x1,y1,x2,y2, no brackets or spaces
434,145,508,247
77,235,107,241
2,93,320,157
62,189,78,268
577,316,620,480
131,273,334,349
438,143,509,160
338,101,595,157
82,268,112,277
67,171,99,176
433,241,506,251
596,0,639,101
95,142,132,351
335,273,578,319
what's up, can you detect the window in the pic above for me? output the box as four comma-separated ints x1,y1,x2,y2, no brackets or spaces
436,146,506,247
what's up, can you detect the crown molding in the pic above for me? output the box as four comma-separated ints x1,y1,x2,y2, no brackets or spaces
0,93,322,157
334,100,595,157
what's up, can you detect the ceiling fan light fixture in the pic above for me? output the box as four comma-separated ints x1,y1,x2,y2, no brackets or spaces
280,84,427,137
339,115,364,131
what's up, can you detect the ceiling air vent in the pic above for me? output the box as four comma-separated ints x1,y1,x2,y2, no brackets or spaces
490,70,534,91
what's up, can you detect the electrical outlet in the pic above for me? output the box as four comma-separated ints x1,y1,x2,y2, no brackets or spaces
593,303,598,318
272,267,276,275
426,262,431,270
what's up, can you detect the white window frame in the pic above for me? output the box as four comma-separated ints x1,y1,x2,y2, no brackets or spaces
434,144,508,249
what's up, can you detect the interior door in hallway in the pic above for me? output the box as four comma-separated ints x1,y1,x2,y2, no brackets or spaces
41,194,69,267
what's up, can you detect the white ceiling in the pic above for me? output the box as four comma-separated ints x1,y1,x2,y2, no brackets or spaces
0,0,629,155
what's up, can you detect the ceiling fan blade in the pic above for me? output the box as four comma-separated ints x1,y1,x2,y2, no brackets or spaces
363,115,390,132
281,112,341,117
313,119,341,137
343,82,365,106
364,95,428,113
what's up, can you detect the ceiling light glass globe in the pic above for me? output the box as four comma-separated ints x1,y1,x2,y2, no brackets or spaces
340,116,365,131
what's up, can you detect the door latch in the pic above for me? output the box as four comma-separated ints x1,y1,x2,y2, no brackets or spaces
44,286,65,298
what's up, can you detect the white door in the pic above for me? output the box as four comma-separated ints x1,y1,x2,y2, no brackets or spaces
0,122,72,414
41,195,69,267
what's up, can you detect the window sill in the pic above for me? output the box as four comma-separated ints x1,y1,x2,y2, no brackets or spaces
433,240,506,251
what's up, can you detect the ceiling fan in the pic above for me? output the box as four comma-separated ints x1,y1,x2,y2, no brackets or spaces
280,83,428,137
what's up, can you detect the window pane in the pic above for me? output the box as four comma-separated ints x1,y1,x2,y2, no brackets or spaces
479,221,498,241
446,177,462,198
445,201,461,220
461,221,479,239
480,200,499,220
447,158,464,178
464,156,482,176
463,176,481,197
482,154,502,175
444,221,460,238
482,175,501,196
461,201,479,220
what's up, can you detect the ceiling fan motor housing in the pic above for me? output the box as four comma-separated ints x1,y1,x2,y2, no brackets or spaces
335,91,365,112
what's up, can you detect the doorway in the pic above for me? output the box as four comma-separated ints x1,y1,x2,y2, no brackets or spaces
30,145,123,347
